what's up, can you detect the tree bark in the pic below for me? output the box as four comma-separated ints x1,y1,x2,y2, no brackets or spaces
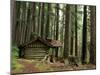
41,3,45,38
70,5,74,56
82,6,87,64
55,4,59,57
46,3,51,39
55,4,59,40
32,3,36,33
75,5,78,56
90,6,96,64
11,0,16,44
63,5,70,59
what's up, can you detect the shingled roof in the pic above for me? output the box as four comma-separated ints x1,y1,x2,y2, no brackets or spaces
47,39,62,47
19,37,62,48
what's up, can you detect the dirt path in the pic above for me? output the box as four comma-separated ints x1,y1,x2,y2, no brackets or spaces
13,59,96,74
18,59,39,73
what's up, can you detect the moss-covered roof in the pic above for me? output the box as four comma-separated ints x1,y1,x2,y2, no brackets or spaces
19,37,62,48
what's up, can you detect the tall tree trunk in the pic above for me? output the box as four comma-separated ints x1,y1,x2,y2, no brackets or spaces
17,2,24,45
24,3,31,42
38,3,42,36
63,5,70,59
70,6,74,55
20,2,27,44
41,3,45,38
90,6,96,64
70,33,74,55
23,2,29,43
29,3,36,40
32,3,36,33
82,6,87,64
15,1,21,45
55,4,59,57
55,4,59,40
11,0,16,44
45,3,51,39
75,5,78,56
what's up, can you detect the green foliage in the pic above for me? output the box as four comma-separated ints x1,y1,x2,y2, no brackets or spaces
12,46,19,58
12,60,24,73
11,46,24,73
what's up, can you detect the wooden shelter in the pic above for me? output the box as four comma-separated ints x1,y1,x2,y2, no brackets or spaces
19,37,62,60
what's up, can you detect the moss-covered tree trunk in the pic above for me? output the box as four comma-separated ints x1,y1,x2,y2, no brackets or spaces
63,5,70,62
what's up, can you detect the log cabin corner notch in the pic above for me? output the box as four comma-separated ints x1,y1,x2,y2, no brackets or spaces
18,37,62,60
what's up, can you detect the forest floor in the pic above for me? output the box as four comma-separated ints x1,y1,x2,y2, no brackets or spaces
12,59,96,74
